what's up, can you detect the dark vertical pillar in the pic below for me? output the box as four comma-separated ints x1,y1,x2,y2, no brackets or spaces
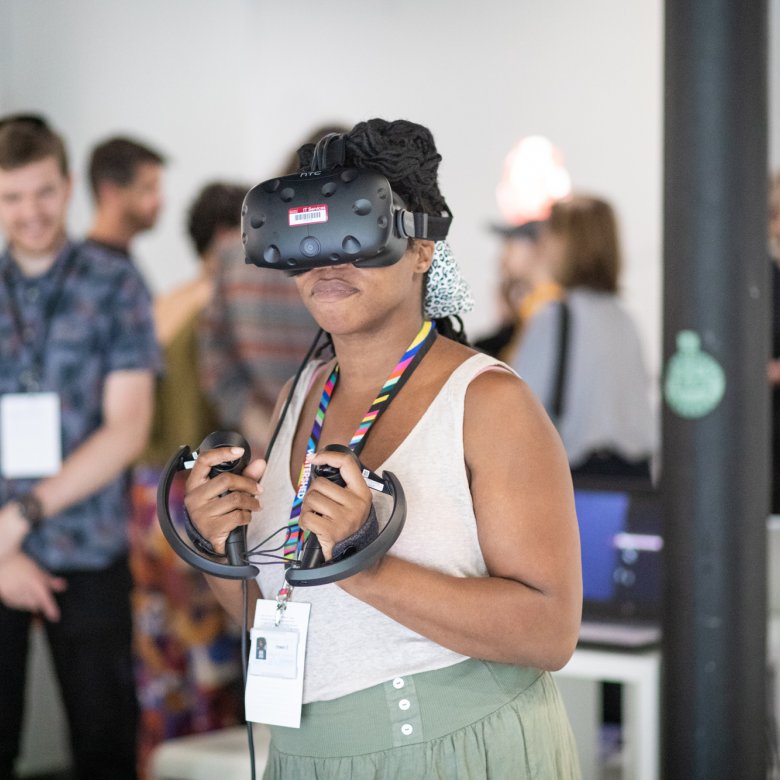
662,1,769,778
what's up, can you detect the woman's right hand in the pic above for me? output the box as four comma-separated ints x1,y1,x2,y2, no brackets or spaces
183,446,266,555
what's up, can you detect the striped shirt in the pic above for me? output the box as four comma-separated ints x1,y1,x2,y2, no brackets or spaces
198,248,319,442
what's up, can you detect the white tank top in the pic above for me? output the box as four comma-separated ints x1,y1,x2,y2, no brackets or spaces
248,352,508,703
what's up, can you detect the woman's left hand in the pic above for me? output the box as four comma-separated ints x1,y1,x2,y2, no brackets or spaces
299,448,373,560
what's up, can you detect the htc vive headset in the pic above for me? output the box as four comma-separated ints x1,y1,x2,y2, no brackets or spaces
241,133,453,272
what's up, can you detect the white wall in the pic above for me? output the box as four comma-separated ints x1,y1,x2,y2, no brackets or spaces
2,0,778,380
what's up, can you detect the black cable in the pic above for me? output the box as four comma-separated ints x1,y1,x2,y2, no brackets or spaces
239,327,325,778
263,328,325,463
245,525,291,556
241,579,256,780
246,554,290,564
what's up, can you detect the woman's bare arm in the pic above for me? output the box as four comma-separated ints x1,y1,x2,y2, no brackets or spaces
338,370,582,670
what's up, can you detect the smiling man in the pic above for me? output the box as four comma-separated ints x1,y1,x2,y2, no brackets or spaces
0,115,160,779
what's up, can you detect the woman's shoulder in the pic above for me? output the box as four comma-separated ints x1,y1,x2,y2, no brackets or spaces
432,338,511,376
430,338,526,399
461,348,560,463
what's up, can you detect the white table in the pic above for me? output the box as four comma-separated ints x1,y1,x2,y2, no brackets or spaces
554,647,661,780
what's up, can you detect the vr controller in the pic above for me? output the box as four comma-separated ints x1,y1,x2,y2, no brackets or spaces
296,444,349,570
157,431,258,580
287,442,408,586
241,168,453,274
156,432,407,586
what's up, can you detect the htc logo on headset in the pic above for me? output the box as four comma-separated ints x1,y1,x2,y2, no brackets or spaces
298,171,322,177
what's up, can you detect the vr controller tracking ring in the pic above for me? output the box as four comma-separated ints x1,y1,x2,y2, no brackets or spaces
156,432,259,580
156,435,406,585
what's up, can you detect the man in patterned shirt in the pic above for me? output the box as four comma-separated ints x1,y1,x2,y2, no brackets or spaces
0,115,160,779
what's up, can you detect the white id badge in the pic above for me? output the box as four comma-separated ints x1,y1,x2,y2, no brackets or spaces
0,392,62,478
244,599,310,728
249,627,299,679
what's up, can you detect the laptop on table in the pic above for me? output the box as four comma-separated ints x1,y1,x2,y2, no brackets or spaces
573,476,663,650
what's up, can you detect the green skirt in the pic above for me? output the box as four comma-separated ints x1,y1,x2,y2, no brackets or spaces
265,658,581,779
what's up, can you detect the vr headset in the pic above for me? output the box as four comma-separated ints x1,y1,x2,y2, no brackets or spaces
241,133,453,273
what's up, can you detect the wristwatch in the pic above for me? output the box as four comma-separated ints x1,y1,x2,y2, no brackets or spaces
14,492,44,526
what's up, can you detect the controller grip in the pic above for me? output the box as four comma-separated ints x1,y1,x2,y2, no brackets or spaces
300,533,324,568
197,431,252,567
225,526,248,566
300,443,353,568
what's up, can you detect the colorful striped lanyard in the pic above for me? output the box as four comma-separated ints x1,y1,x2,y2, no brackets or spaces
283,320,437,561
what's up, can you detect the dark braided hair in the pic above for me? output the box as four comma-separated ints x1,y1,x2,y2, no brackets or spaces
298,118,468,345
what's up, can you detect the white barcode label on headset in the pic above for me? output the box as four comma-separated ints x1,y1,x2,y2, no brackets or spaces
288,204,328,226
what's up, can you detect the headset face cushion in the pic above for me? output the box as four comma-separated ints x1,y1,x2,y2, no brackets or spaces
242,168,408,272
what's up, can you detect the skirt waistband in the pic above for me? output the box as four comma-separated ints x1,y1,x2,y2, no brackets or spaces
270,658,544,758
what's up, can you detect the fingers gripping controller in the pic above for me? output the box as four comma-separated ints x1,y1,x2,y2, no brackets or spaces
298,443,352,570
157,434,407,584
156,431,259,580
285,444,407,587
198,431,252,567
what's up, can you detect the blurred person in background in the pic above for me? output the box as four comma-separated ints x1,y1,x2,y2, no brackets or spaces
512,193,655,740
130,182,249,778
512,194,655,481
86,135,165,261
198,123,346,456
474,219,562,360
475,135,570,362
0,114,159,780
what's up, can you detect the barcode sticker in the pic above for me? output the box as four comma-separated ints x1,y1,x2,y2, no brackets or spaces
288,204,328,226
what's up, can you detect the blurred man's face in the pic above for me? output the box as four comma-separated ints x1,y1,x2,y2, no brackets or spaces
0,156,71,257
119,162,163,232
500,236,537,282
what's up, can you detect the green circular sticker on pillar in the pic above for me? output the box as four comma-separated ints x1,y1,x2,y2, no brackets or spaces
664,330,725,419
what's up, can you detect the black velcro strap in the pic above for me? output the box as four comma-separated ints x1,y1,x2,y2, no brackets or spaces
331,504,379,562
183,507,222,559
397,209,453,241
412,212,452,241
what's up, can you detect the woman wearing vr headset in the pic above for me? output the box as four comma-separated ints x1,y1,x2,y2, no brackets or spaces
183,118,582,778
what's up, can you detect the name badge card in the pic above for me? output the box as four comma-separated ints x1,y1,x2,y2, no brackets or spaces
1,393,62,479
245,598,310,728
